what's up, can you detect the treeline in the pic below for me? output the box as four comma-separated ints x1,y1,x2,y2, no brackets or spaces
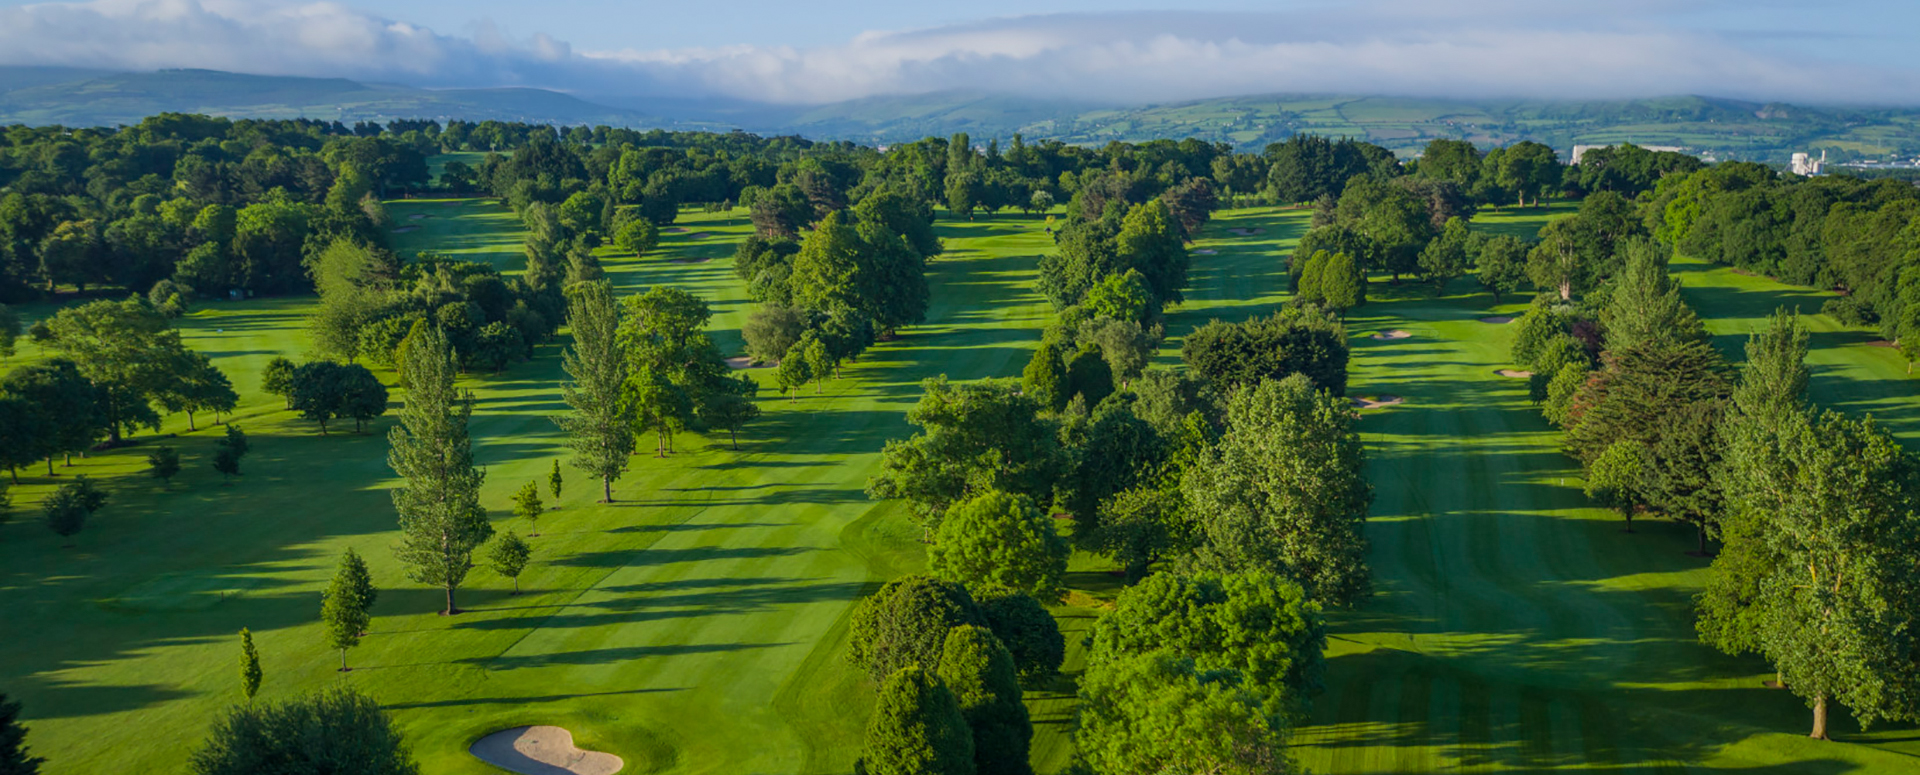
1502,227,1920,738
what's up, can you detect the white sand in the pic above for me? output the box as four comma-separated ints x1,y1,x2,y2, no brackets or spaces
1496,369,1532,378
1351,395,1406,409
1372,330,1412,340
470,726,623,775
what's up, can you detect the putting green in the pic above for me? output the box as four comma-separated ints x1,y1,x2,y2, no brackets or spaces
1,198,1916,774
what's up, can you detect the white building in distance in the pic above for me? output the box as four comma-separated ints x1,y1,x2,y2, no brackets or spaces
1791,151,1827,176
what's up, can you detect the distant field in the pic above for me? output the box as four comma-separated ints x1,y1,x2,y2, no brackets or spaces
4,197,1919,773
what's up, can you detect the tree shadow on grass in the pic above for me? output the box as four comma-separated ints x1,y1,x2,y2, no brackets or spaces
466,641,793,670
381,687,681,711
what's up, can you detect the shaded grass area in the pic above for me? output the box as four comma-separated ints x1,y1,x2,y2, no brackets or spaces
5,196,1920,774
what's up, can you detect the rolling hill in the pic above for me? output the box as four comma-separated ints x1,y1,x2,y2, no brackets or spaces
4,67,1918,164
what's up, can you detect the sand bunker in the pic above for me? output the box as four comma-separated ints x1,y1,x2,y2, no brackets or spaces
670,257,712,264
1194,249,1218,255
1478,316,1514,324
407,213,429,220
1372,330,1412,340
725,356,772,370
1228,227,1266,236
471,726,623,775
1351,395,1405,409
393,225,420,233
1867,340,1897,348
665,227,688,233
1496,369,1532,378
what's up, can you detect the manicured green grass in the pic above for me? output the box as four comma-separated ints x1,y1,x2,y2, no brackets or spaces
4,197,1918,774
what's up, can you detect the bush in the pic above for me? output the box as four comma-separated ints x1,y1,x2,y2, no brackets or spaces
974,587,1065,687
848,575,981,682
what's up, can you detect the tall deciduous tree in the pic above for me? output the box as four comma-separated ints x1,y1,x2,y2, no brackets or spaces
1713,408,1920,739
389,326,492,615
848,575,981,682
936,626,1032,775
868,378,1064,533
1183,375,1372,606
1076,651,1291,775
555,282,633,502
511,481,543,535
929,491,1069,602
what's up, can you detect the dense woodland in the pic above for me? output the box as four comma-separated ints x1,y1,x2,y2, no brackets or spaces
5,111,1920,774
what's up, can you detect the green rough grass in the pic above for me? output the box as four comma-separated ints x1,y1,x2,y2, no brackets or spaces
4,197,1919,774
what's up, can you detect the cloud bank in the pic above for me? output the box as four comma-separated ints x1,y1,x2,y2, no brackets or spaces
0,0,1913,105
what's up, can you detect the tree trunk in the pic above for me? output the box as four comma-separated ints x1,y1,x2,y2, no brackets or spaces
1624,510,1634,533
730,428,739,451
444,585,458,616
186,411,196,432
1810,694,1829,740
6,467,14,485
339,649,348,672
45,457,53,475
1697,524,1710,556
603,476,613,503
1559,280,1572,301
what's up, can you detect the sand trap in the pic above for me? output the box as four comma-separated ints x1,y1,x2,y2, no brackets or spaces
1351,395,1405,409
407,213,429,220
1228,227,1267,236
665,227,688,233
725,356,772,370
1478,316,1514,324
1372,330,1412,340
1867,340,1897,348
393,225,420,233
670,257,712,264
1496,369,1532,378
1194,249,1218,255
471,726,622,775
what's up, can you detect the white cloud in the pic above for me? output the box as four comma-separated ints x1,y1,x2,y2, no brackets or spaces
0,0,1913,106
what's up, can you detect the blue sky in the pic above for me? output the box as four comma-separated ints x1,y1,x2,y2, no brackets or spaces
0,0,1914,104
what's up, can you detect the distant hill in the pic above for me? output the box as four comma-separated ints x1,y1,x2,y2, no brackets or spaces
745,92,1920,163
3,68,1916,164
0,68,666,128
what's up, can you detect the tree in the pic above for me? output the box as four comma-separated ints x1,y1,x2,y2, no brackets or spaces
868,378,1064,532
848,575,981,681
337,548,377,625
936,626,1032,775
1475,234,1530,303
511,481,543,535
1028,190,1054,214
1294,251,1327,304
1019,344,1067,413
487,531,532,594
1493,140,1561,207
238,629,263,703
337,366,389,433
1089,487,1188,582
213,442,242,483
1319,252,1364,314
1,359,99,475
613,218,658,257
1115,199,1190,306
774,347,811,401
1711,409,1920,739
1181,308,1349,395
929,491,1069,602
389,325,492,615
548,459,564,504
741,304,806,363
188,686,420,775
974,588,1066,687
799,332,833,392
1417,217,1472,294
1585,440,1651,533
307,240,387,363
1183,375,1372,606
43,478,100,544
321,572,369,672
700,391,761,450
0,693,43,775
148,446,181,486
1087,570,1326,720
555,282,633,502
1602,239,1707,352
1076,651,1291,775
1063,347,1114,409
32,298,191,443
858,665,975,775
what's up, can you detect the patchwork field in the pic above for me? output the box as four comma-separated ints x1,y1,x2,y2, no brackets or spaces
2,196,1917,774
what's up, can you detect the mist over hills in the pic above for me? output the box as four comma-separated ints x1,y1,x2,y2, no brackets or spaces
3,67,1915,164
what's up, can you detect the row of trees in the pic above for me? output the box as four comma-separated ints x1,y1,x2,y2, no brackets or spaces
1501,208,1920,739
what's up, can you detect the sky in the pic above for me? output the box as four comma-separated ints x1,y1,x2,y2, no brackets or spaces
0,0,1915,106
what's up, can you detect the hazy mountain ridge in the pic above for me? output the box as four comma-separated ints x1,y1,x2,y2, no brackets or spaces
1,68,1914,163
